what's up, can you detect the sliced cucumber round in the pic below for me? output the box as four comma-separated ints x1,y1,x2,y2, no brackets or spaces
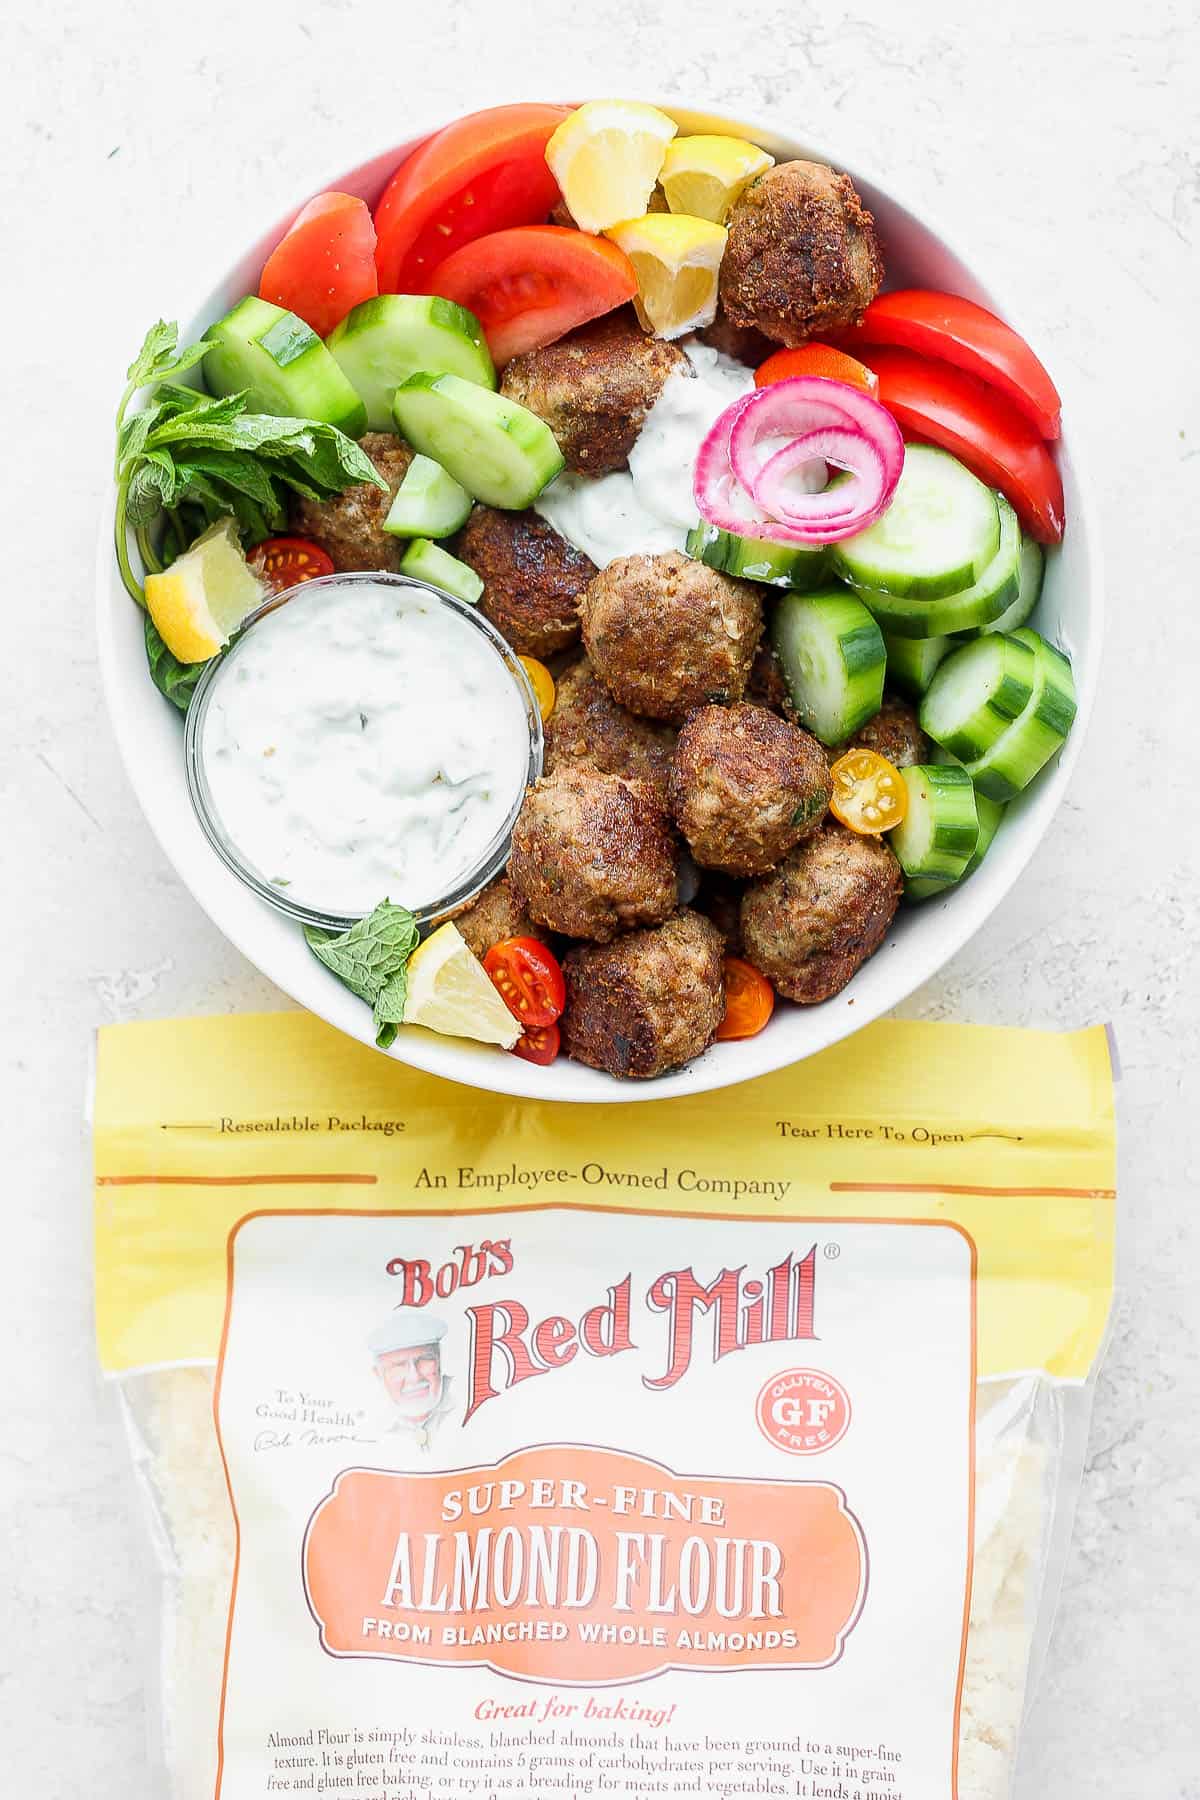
891,763,979,884
686,522,830,591
883,631,952,700
202,296,366,436
831,445,1001,599
770,588,886,745
327,295,495,433
919,632,1037,762
383,454,473,539
965,628,1077,801
972,533,1044,637
850,494,1021,638
399,538,484,605
392,371,564,510
906,789,1005,901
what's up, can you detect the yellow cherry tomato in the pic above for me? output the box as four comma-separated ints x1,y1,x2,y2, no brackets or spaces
828,747,908,834
518,656,556,723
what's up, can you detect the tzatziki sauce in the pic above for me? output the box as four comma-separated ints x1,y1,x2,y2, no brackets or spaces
533,340,755,567
197,579,533,918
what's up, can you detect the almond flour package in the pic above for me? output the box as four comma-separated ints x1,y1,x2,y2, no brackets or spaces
93,1013,1117,1800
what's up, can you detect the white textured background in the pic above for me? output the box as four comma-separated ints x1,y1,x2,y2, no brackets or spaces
3,1,1198,1792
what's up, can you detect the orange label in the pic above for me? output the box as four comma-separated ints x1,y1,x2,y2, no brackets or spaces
303,1442,866,1682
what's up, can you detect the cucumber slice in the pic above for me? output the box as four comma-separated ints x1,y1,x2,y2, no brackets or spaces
327,295,495,433
831,445,1000,599
399,538,484,605
771,588,886,745
202,296,366,436
884,631,951,700
974,534,1045,637
850,495,1022,638
686,522,830,591
392,372,564,510
906,790,1004,900
383,454,473,539
919,632,1037,762
965,628,1077,801
891,763,978,884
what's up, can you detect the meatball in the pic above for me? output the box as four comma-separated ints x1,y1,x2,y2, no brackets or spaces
580,551,762,724
740,825,902,1004
697,310,776,369
670,703,831,877
543,657,677,806
500,309,689,474
456,506,595,658
289,432,412,573
748,637,798,721
562,910,726,1079
453,876,547,960
694,872,746,957
508,765,678,942
840,695,930,770
720,161,884,347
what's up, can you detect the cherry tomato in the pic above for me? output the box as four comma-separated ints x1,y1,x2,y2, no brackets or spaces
374,104,571,294
841,290,1061,439
483,936,567,1030
755,343,879,394
716,958,776,1041
854,347,1065,543
518,656,556,722
430,225,638,366
511,1021,561,1065
248,536,336,594
828,747,908,834
258,192,378,338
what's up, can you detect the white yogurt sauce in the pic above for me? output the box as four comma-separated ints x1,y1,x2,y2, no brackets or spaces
199,581,532,917
533,340,756,566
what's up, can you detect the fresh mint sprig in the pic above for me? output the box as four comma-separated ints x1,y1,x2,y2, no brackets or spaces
304,901,420,1049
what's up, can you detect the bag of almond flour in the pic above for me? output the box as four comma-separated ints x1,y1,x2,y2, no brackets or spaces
94,1012,1117,1800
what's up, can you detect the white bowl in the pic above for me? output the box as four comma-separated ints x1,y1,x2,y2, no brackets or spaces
96,101,1102,1104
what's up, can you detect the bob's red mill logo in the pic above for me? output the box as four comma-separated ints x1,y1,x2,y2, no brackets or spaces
385,1241,818,1423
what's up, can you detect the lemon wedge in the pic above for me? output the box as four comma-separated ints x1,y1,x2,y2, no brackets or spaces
403,922,522,1048
659,134,774,222
546,100,677,235
143,517,265,663
605,214,728,338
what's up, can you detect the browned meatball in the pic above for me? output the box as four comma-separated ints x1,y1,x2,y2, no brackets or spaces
508,764,678,942
580,551,762,724
748,637,798,721
289,432,412,573
740,825,902,1004
543,657,678,806
670,704,831,877
562,910,725,1079
720,161,884,347
839,695,930,770
500,309,689,474
698,310,776,368
453,876,547,960
456,506,594,658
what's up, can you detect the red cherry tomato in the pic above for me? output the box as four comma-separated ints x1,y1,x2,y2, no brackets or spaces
841,290,1061,439
374,104,570,294
755,343,878,394
511,1021,561,1065
855,347,1065,543
483,936,567,1030
247,536,336,593
258,192,378,338
716,957,776,1041
430,226,638,367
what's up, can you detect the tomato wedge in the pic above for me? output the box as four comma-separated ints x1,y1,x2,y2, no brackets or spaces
430,225,638,366
259,193,378,338
511,1021,561,1065
755,343,878,394
716,958,775,1041
374,104,571,294
855,347,1065,543
842,290,1061,439
247,536,335,593
483,936,567,1030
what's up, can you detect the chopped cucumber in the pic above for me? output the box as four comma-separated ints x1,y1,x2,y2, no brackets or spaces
891,763,979,885
202,296,366,436
771,588,886,745
686,522,830,591
392,372,564,510
884,631,952,700
399,538,485,605
327,295,495,433
919,632,1037,762
965,628,1077,801
831,445,1000,599
383,454,472,539
973,533,1044,637
850,495,1022,638
906,790,1004,901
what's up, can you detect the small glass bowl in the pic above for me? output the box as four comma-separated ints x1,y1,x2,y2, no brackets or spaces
184,570,543,933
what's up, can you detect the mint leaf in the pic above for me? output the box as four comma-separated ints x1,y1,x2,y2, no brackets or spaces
144,614,206,711
125,321,179,387
304,901,419,1045
372,968,411,1047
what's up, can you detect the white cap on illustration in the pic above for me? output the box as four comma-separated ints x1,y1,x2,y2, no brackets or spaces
367,1312,448,1357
